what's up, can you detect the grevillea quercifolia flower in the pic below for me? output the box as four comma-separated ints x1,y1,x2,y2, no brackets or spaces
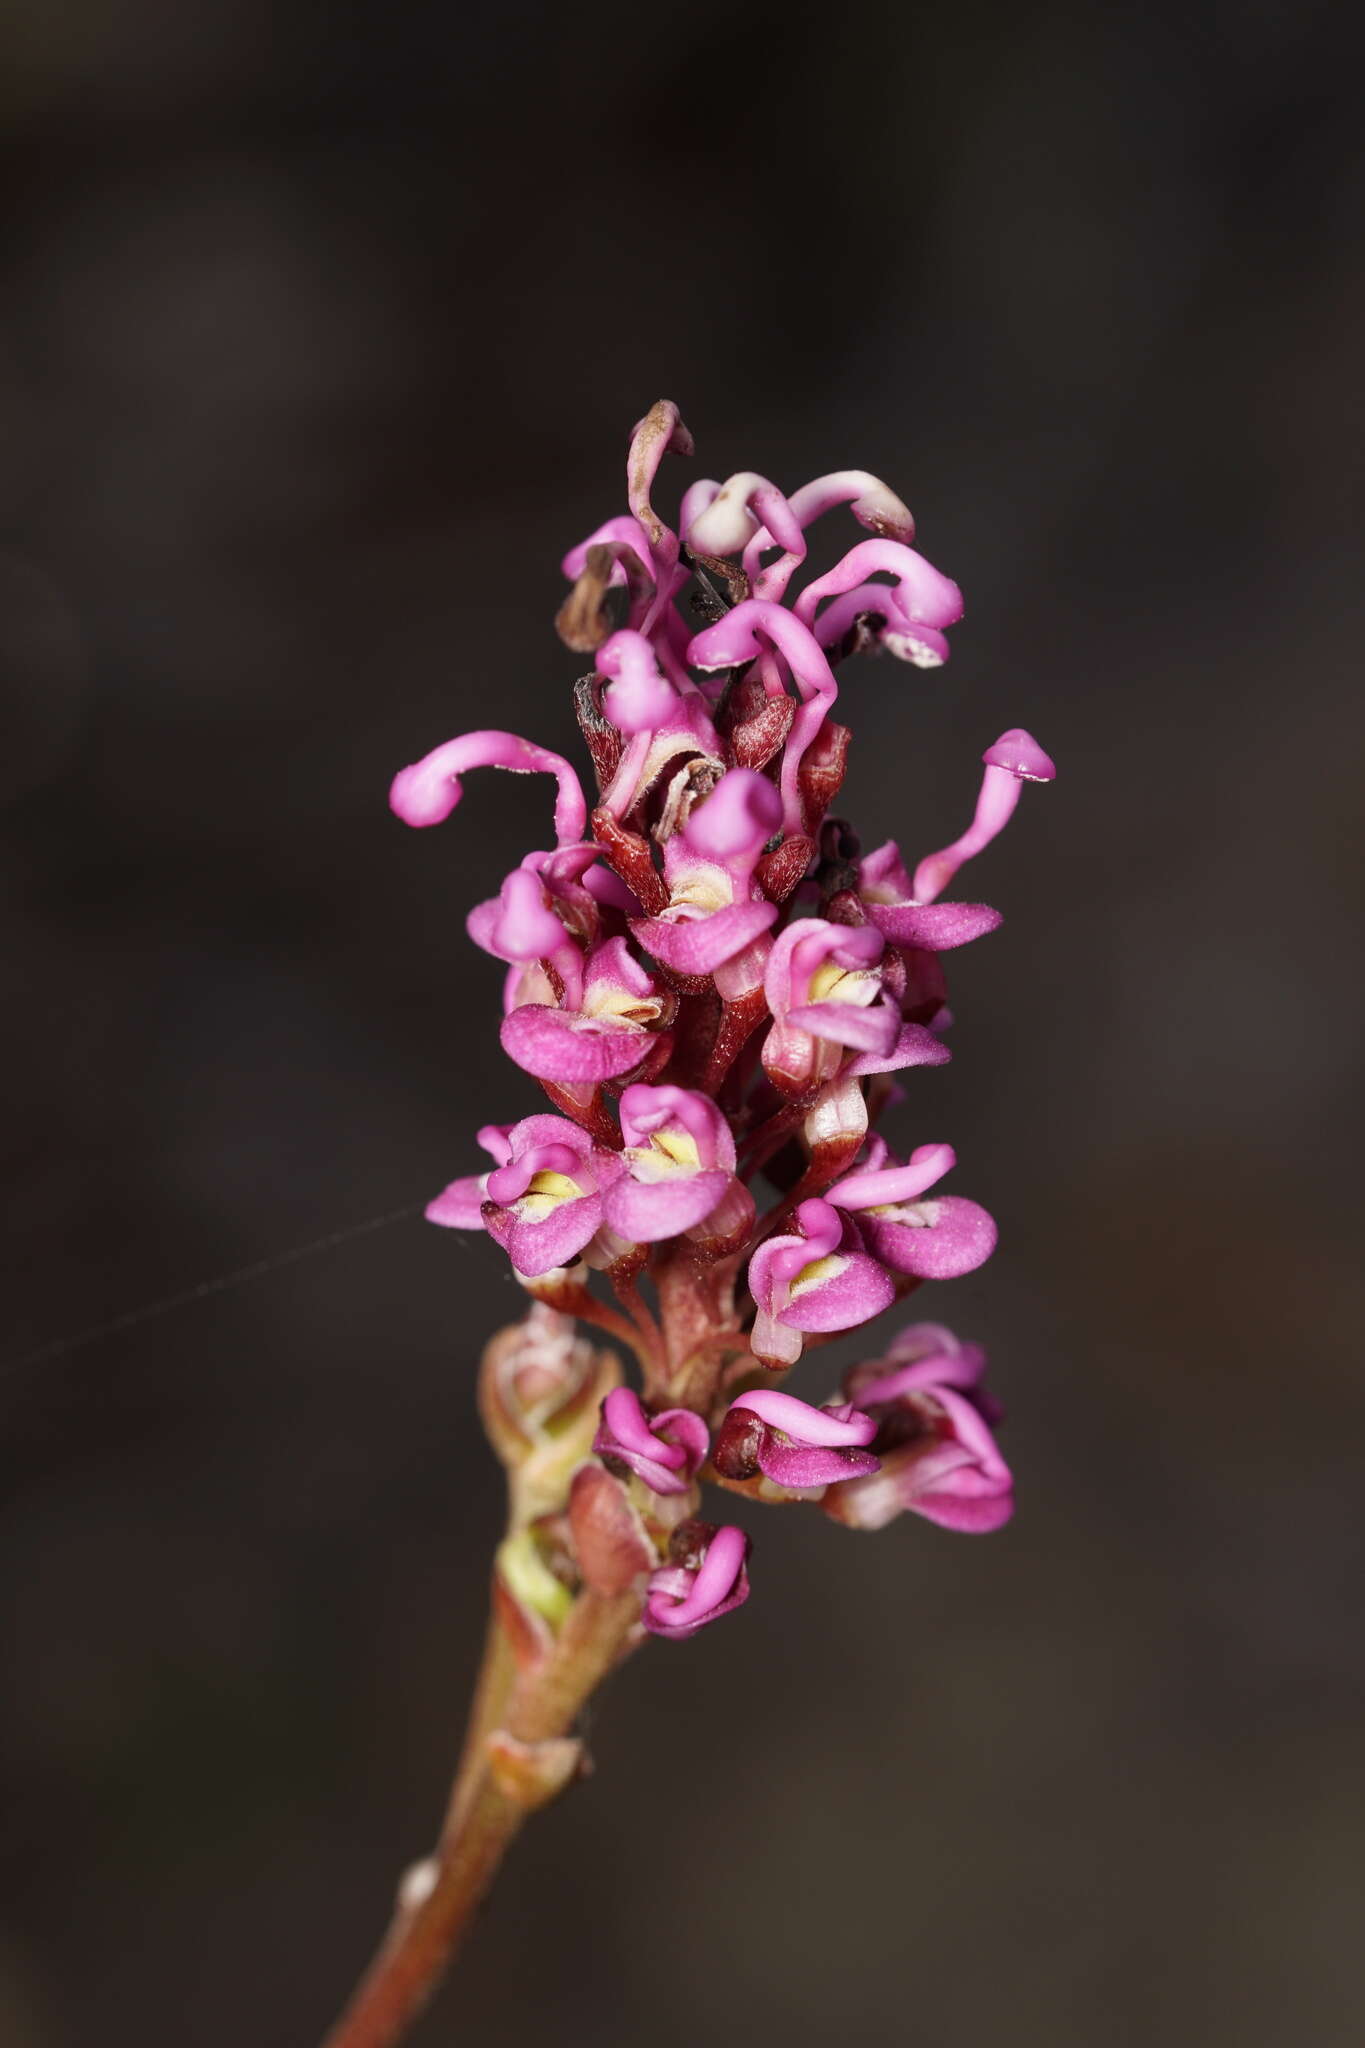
391,400,1053,1642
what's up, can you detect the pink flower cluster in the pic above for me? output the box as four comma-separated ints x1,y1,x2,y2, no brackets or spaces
398,403,1052,1640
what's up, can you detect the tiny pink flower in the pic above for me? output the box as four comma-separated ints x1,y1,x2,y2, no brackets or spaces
500,935,674,1087
598,1084,753,1246
593,1387,709,1496
747,1197,895,1368
479,1114,609,1277
761,918,901,1094
714,1389,880,1489
825,1323,1013,1533
643,1521,751,1640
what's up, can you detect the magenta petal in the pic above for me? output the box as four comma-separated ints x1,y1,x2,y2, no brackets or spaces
757,1439,882,1488
868,902,1003,950
424,1175,489,1229
500,1005,648,1084
631,900,778,974
846,1021,953,1076
782,1252,895,1332
783,998,901,1055
502,1193,604,1277
600,1166,732,1244
860,1197,998,1279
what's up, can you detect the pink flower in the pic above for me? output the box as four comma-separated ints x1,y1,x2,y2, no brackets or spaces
593,1387,709,1496
714,1389,880,1489
747,1197,896,1368
598,1084,753,1247
761,918,947,1095
643,1522,751,1640
827,1138,997,1281
478,1114,610,1277
500,935,675,1087
825,1323,1013,1532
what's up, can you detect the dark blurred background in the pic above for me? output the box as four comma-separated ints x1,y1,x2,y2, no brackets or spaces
3,1,1363,2042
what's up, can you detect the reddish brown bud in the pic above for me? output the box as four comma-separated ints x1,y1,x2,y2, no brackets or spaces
590,807,670,914
711,1406,764,1481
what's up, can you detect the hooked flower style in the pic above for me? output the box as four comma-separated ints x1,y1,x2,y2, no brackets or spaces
396,400,1054,1646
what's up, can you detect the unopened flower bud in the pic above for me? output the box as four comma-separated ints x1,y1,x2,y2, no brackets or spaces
479,1307,622,1525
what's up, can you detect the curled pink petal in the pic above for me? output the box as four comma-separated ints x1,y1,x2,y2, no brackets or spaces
593,1387,708,1495
782,997,902,1055
617,1085,734,1167
859,1195,998,1280
501,1005,657,1085
867,901,1003,950
845,1021,953,1076
730,1390,877,1448
601,1164,733,1243
827,1143,956,1212
389,730,588,846
424,1176,490,1229
632,900,778,975
643,1524,751,1639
